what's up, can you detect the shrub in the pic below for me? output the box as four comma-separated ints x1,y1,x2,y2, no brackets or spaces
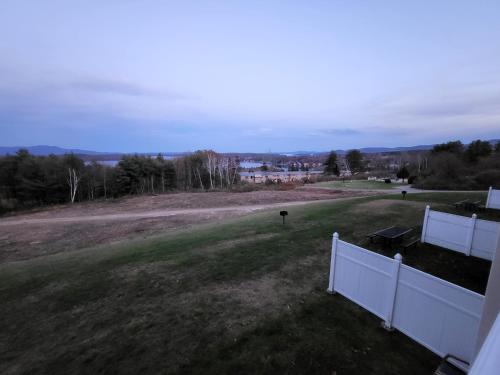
0,198,18,214
264,178,275,186
413,175,479,191
474,170,500,188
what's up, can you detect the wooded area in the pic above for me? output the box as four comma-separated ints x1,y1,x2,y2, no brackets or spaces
413,140,500,190
0,150,239,212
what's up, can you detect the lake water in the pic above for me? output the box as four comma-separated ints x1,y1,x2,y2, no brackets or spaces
99,160,119,166
87,155,175,167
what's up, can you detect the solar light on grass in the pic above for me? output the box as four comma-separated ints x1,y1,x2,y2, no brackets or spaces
402,190,407,199
280,210,288,224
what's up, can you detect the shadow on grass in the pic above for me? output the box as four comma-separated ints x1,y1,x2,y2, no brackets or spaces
179,292,439,375
0,192,494,374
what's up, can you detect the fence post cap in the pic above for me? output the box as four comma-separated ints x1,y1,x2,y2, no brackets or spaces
472,213,477,219
426,205,430,210
394,253,403,262
333,232,339,239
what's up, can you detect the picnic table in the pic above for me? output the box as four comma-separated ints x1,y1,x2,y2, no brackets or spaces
453,199,484,211
454,199,470,208
368,226,413,248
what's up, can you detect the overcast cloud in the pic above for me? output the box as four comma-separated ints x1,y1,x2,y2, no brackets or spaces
0,1,499,152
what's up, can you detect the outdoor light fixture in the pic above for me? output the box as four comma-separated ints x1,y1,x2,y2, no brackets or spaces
280,210,288,224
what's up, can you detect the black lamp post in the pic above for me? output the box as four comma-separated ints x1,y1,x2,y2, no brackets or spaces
280,210,288,224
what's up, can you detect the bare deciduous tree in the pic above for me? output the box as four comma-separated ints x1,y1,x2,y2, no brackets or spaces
67,168,80,203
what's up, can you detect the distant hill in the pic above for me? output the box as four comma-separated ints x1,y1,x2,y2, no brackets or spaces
0,145,189,159
357,144,435,153
0,145,108,156
282,141,498,156
281,144,435,156
1,140,498,157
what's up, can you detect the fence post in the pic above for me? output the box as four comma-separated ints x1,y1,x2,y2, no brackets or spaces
383,253,402,331
421,205,430,244
327,232,339,294
486,186,492,209
465,213,477,256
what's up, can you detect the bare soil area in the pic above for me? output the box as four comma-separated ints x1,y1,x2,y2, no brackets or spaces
0,188,376,263
1,188,360,219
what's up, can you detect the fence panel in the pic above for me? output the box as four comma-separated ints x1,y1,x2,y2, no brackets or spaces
328,235,485,363
423,209,471,254
333,240,393,319
486,187,500,210
472,219,500,260
421,206,499,261
392,265,484,362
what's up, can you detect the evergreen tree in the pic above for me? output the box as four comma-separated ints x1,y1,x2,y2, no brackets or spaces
323,151,340,175
396,166,410,182
465,140,492,162
346,149,363,172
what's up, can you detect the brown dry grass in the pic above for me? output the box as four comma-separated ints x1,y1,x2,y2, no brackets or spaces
4,193,490,374
0,189,376,263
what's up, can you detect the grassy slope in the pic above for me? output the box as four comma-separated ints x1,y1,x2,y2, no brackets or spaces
0,192,494,375
313,180,403,190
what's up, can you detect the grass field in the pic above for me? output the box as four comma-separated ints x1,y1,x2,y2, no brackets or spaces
313,180,404,190
0,191,493,374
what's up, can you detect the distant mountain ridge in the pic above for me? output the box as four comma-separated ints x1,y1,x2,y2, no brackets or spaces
278,144,438,156
0,145,109,156
1,140,498,157
280,140,498,156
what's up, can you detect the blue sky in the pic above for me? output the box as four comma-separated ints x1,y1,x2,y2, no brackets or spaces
1,0,499,152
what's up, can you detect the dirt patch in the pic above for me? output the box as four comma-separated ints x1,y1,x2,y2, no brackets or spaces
1,189,372,221
0,189,375,263
352,199,425,214
0,212,248,263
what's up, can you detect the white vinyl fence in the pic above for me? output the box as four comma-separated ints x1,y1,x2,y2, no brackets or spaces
486,187,500,210
469,312,500,375
421,206,500,261
327,233,485,363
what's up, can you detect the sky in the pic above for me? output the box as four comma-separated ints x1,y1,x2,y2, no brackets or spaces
1,0,500,153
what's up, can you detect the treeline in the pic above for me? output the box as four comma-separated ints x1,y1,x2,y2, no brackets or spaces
323,149,365,175
0,150,239,212
411,140,500,190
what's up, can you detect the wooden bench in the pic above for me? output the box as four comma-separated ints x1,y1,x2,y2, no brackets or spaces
402,237,419,251
366,233,378,243
453,199,469,208
463,200,482,211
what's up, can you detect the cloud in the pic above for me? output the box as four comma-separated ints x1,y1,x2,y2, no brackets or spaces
309,126,411,138
0,71,199,126
388,93,500,119
242,127,276,137
374,81,500,120
362,81,500,142
70,77,186,99
315,128,361,136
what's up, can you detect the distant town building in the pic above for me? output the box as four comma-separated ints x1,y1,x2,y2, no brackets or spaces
240,171,322,184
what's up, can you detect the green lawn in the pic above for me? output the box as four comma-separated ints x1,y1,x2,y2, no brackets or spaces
0,192,493,374
313,179,405,190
